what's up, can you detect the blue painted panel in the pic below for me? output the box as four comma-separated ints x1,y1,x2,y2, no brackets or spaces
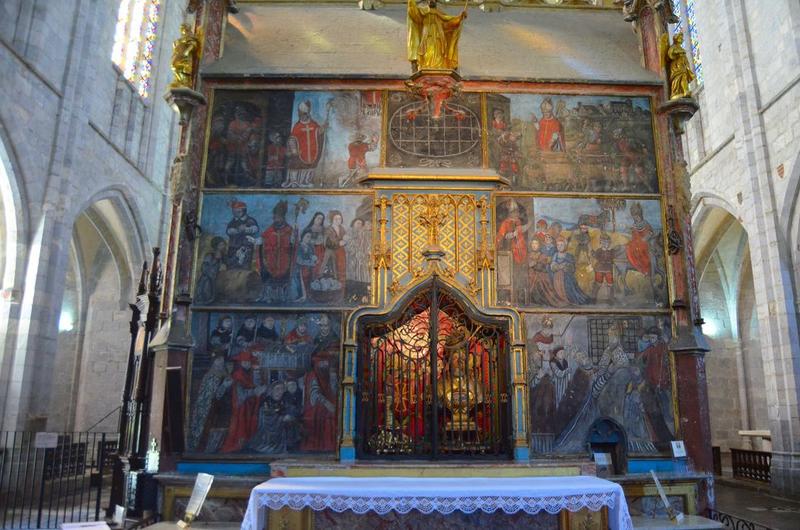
627,458,688,473
176,462,271,475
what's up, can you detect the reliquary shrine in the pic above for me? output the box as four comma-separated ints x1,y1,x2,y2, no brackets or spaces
145,1,714,527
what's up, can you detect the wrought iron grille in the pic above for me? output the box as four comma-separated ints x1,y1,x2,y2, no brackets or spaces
357,281,511,459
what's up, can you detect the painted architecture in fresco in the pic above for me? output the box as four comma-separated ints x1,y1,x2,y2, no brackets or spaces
487,95,658,193
204,90,383,189
188,312,341,455
495,196,667,309
525,314,674,454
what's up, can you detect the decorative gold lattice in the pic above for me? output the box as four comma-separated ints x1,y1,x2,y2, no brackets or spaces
390,193,479,292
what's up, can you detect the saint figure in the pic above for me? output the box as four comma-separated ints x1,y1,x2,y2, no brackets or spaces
407,0,467,71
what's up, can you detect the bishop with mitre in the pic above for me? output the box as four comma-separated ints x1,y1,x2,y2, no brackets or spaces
407,0,467,71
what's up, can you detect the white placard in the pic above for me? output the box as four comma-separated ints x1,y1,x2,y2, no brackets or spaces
593,452,612,466
185,473,214,520
60,523,111,530
35,432,59,449
112,505,125,526
671,440,687,458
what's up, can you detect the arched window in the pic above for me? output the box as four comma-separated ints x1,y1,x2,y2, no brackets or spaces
671,0,703,85
111,0,161,98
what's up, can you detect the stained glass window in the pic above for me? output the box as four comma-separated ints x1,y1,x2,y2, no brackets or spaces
685,0,703,85
111,0,161,98
671,0,703,85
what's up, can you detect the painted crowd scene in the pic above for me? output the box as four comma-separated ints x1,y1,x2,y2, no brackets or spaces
188,312,341,455
204,90,383,189
487,94,658,193
195,193,374,307
495,196,667,309
525,314,674,454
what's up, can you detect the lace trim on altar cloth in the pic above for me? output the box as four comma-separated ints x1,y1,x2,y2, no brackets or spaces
258,491,617,515
244,489,634,530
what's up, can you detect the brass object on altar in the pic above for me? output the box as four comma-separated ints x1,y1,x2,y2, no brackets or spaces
169,24,202,90
660,33,695,100
407,0,467,72
438,330,484,431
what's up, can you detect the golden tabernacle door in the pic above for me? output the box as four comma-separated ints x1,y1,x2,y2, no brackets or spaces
357,279,512,459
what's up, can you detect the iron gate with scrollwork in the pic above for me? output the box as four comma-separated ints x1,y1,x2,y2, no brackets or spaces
357,281,512,459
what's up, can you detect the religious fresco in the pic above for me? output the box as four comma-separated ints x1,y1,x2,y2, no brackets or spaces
495,196,667,309
385,91,483,168
187,311,341,455
204,90,383,189
525,313,674,455
487,94,658,192
195,193,374,307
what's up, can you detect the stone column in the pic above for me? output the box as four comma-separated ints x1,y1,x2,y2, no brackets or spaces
722,0,800,496
624,2,715,489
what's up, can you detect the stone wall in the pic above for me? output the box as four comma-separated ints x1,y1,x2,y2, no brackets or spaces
0,0,182,431
687,0,800,495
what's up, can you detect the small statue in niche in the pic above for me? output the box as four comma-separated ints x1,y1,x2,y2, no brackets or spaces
169,23,202,90
660,32,696,100
407,0,467,72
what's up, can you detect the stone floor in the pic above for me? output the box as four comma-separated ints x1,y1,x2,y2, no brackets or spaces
715,482,800,530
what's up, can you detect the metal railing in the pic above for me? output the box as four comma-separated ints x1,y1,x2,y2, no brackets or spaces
730,447,771,483
0,431,118,529
708,509,775,530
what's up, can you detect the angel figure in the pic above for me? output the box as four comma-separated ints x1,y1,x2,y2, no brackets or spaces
169,24,202,90
660,33,695,100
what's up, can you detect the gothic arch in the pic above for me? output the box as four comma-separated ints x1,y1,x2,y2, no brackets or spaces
0,122,28,294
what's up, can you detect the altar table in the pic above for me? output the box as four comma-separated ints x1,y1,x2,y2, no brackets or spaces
242,475,633,530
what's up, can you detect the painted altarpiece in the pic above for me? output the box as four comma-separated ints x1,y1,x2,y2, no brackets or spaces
184,87,675,465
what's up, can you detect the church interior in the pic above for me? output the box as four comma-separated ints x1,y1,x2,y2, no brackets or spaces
0,0,799,529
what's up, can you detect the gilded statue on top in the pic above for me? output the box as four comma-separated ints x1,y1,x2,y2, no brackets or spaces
407,0,467,71
660,33,695,100
169,23,202,90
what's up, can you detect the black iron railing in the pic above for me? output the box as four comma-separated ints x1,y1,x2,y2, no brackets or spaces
708,509,775,530
730,448,771,483
0,431,118,529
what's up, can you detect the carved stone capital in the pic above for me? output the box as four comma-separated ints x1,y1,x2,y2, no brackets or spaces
622,0,678,25
658,97,700,136
164,86,207,127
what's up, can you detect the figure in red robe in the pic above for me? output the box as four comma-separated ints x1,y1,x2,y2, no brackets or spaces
301,354,338,452
495,199,529,265
259,200,294,281
535,97,565,152
626,202,654,275
284,100,327,188
221,350,265,452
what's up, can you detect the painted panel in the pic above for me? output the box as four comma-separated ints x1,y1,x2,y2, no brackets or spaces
195,193,373,308
204,90,383,189
487,94,658,193
495,196,667,309
187,311,341,456
525,313,674,454
385,91,483,168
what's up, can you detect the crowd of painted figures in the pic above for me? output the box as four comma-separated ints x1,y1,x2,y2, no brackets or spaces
189,313,340,455
195,196,373,306
488,95,658,193
496,198,666,308
205,91,382,189
527,315,674,454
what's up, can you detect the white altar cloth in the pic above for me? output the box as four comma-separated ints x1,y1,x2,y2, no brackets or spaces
242,475,633,530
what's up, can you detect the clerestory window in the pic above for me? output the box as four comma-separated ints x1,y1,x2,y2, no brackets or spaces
671,0,703,86
111,0,161,98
